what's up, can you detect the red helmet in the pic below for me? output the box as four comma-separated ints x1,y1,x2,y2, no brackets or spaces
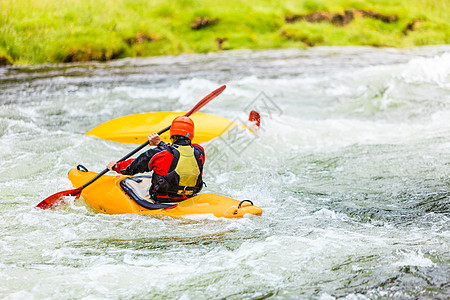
170,116,195,140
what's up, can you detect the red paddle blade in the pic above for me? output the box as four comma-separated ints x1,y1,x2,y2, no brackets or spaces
36,187,83,209
248,110,261,128
185,85,226,117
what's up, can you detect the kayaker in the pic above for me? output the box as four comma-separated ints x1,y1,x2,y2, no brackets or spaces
107,116,205,203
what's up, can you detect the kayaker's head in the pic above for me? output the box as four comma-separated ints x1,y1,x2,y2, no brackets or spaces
170,116,194,144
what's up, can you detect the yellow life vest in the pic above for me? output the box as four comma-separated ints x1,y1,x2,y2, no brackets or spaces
151,144,204,202
173,145,201,196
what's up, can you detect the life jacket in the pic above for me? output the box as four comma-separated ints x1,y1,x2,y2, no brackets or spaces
150,144,203,203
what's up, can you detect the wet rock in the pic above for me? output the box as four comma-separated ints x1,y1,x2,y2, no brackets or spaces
332,10,355,26
285,9,398,27
191,17,219,30
0,56,12,66
285,10,354,26
286,12,332,24
281,30,322,46
403,19,424,35
125,33,157,46
63,48,124,63
357,9,398,23
216,37,228,50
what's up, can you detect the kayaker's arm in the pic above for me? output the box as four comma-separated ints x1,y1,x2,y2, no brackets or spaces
148,132,162,146
117,151,153,175
107,136,170,175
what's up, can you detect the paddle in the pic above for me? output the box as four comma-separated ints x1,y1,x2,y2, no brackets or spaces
36,85,226,209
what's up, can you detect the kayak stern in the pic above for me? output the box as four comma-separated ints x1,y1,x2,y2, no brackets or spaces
68,168,262,218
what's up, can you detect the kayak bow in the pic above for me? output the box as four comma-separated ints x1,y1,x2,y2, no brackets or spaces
86,111,238,144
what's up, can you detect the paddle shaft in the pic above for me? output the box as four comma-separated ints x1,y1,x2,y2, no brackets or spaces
80,125,170,189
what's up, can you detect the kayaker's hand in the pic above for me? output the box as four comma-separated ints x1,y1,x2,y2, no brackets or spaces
148,132,162,146
107,161,116,171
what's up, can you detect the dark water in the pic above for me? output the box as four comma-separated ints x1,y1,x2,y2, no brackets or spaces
0,46,449,299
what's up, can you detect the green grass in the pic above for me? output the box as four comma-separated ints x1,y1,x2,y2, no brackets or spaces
1,0,449,65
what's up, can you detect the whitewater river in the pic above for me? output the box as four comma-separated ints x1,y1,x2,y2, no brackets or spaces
1,46,449,299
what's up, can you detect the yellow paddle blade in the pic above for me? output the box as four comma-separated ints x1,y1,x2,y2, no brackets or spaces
86,111,238,144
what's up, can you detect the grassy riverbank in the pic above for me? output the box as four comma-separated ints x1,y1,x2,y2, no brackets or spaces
1,0,449,65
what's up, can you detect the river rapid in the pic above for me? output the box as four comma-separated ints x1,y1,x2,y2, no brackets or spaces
1,46,449,299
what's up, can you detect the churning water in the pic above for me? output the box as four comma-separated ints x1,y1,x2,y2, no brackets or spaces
0,46,449,299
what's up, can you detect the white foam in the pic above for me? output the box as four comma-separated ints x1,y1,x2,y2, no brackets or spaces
319,293,336,300
180,213,219,221
399,52,450,87
313,208,337,219
3,291,35,300
393,250,435,267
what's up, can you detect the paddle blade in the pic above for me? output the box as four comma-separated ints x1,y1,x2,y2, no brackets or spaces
185,85,226,117
36,187,83,209
248,110,261,128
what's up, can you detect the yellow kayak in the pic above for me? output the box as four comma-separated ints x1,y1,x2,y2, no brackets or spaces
86,111,238,144
68,167,263,218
